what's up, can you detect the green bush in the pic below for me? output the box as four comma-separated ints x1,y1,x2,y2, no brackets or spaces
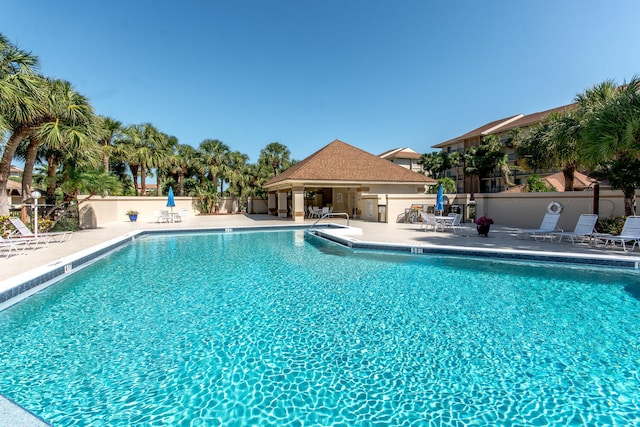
596,217,626,235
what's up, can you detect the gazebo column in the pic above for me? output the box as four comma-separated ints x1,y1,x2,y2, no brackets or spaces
268,191,277,215
278,189,288,218
291,186,305,223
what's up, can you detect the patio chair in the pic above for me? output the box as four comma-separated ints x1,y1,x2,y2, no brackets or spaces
446,213,462,233
8,217,72,245
550,214,598,244
516,213,562,241
600,216,640,252
420,212,438,231
158,210,171,223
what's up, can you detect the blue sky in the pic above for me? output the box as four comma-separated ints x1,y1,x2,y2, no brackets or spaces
3,0,640,163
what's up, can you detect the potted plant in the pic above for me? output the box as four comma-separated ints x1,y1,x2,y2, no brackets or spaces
126,210,139,222
475,216,494,236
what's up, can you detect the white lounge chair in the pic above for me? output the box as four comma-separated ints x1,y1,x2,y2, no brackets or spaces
601,216,640,252
8,217,72,244
550,214,598,244
0,235,37,257
516,213,562,241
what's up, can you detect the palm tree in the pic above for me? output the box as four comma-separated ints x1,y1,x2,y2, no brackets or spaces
516,124,555,174
547,112,582,191
418,151,452,179
170,144,200,196
225,150,249,211
20,79,98,205
199,139,230,194
462,136,513,196
0,33,44,215
153,133,178,197
580,77,640,215
96,116,123,174
259,142,292,176
119,123,164,195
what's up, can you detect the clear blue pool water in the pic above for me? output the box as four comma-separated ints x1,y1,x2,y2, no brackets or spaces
1,230,640,426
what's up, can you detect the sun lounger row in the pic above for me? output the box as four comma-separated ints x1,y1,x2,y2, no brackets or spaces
516,211,640,252
1,217,73,258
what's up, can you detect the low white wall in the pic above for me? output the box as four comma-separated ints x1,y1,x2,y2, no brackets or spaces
77,195,269,228
78,196,197,228
474,190,632,229
372,190,632,227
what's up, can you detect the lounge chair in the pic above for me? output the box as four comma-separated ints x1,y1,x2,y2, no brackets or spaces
516,213,562,241
600,216,640,252
0,234,41,257
8,217,72,245
550,214,598,244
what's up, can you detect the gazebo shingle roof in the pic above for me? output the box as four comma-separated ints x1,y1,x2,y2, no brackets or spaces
265,139,433,187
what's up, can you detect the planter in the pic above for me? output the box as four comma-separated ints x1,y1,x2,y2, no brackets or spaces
477,224,490,236
128,214,138,222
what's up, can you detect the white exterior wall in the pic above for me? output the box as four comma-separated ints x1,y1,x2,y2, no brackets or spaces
473,190,632,229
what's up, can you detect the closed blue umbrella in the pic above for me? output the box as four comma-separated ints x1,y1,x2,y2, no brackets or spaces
435,184,444,214
167,187,176,212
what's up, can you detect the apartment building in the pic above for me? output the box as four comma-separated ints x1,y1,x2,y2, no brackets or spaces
432,104,576,194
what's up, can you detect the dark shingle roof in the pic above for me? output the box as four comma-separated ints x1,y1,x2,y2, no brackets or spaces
432,114,523,148
265,140,434,187
432,104,577,149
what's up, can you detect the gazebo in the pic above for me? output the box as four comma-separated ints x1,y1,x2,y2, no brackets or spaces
263,139,435,223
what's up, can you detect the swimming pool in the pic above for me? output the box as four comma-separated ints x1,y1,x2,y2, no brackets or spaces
1,229,640,425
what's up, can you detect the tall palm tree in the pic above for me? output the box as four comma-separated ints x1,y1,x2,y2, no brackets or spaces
170,144,200,197
154,134,178,197
580,77,640,215
199,139,230,193
96,116,123,174
462,136,512,196
225,150,249,211
547,112,581,191
20,79,98,205
258,142,291,176
119,123,163,195
0,33,44,215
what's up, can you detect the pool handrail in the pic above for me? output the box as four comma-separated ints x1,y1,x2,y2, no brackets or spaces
310,212,349,229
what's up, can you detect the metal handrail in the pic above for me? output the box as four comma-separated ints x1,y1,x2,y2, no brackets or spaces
309,212,350,229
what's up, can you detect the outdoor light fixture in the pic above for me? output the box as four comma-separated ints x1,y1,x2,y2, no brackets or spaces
30,190,41,238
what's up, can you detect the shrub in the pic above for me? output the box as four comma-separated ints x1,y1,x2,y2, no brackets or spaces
596,217,625,235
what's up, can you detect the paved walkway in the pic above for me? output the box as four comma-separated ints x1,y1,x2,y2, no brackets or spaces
2,214,639,283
